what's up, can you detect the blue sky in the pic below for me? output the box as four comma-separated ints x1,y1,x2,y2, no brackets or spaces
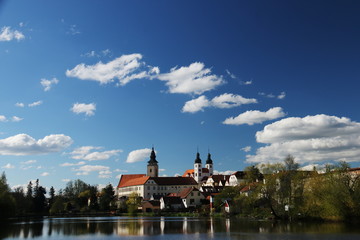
1,0,360,191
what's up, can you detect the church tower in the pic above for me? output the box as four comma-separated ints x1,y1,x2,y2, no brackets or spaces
147,147,158,177
194,152,202,183
206,152,213,176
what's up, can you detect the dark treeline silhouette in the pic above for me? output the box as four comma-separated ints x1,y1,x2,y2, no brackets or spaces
0,175,116,219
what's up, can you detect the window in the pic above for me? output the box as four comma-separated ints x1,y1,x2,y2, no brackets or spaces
190,199,194,204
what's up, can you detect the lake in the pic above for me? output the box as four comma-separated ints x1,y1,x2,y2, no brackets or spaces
1,216,360,240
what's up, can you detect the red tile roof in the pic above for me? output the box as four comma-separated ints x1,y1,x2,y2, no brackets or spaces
150,177,198,186
117,174,148,188
182,168,209,177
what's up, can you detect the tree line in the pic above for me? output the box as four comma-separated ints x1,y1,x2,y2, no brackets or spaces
0,176,116,218
214,155,360,221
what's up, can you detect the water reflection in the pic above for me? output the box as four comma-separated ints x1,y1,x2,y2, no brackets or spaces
1,217,360,239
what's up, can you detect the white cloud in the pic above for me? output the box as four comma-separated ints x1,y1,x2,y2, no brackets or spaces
277,92,286,99
12,116,23,122
68,24,81,35
126,148,152,163
41,78,59,91
159,169,166,172
247,114,360,164
66,54,157,86
15,103,24,108
211,93,257,108
71,103,96,116
223,107,286,126
225,69,236,79
182,96,210,113
213,170,235,175
241,146,252,152
182,93,257,113
241,80,253,85
0,26,25,42
0,115,23,122
74,165,111,176
114,168,128,173
0,133,73,155
28,101,43,107
69,146,122,161
41,172,50,177
157,62,225,95
62,179,71,182
22,160,37,165
60,161,86,167
2,163,15,169
259,92,286,99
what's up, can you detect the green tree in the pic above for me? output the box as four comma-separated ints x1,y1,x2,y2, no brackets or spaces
99,184,115,211
33,179,47,214
126,192,141,216
0,172,16,218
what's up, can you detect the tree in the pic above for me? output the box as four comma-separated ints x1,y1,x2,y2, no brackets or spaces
126,192,141,215
99,184,115,211
0,172,16,218
33,179,47,214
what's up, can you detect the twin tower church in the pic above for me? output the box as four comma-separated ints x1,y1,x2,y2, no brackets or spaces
117,148,215,199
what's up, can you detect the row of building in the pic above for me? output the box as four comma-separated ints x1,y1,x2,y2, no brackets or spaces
116,148,250,211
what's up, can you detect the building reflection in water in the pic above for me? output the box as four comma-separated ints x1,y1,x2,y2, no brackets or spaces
1,216,358,239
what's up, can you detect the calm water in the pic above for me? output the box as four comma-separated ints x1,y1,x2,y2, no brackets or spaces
1,216,360,240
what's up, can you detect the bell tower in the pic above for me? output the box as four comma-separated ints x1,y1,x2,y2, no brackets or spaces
147,147,158,177
194,152,202,183
206,152,213,176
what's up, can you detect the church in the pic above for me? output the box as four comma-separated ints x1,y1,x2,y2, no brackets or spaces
117,148,208,200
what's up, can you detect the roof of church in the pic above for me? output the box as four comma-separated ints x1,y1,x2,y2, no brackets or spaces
118,175,198,188
117,174,148,188
150,176,198,186
147,147,158,165
182,168,209,177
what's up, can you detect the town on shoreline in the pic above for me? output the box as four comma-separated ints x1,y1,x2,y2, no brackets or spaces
1,149,360,222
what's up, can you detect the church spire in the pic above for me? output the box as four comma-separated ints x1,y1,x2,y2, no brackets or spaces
148,147,158,164
206,153,213,164
195,152,202,164
147,147,158,177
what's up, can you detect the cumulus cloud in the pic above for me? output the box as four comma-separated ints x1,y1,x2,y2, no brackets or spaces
182,96,210,113
12,116,23,122
241,146,252,152
223,107,286,125
0,134,73,155
213,170,235,175
28,101,43,107
41,78,59,91
15,103,24,108
0,115,23,122
66,54,157,86
2,163,15,169
60,161,86,167
259,92,286,99
69,146,122,161
21,160,37,165
126,148,152,163
74,165,111,177
0,26,25,41
71,103,96,116
182,93,257,113
157,62,224,95
41,172,50,177
247,114,360,164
